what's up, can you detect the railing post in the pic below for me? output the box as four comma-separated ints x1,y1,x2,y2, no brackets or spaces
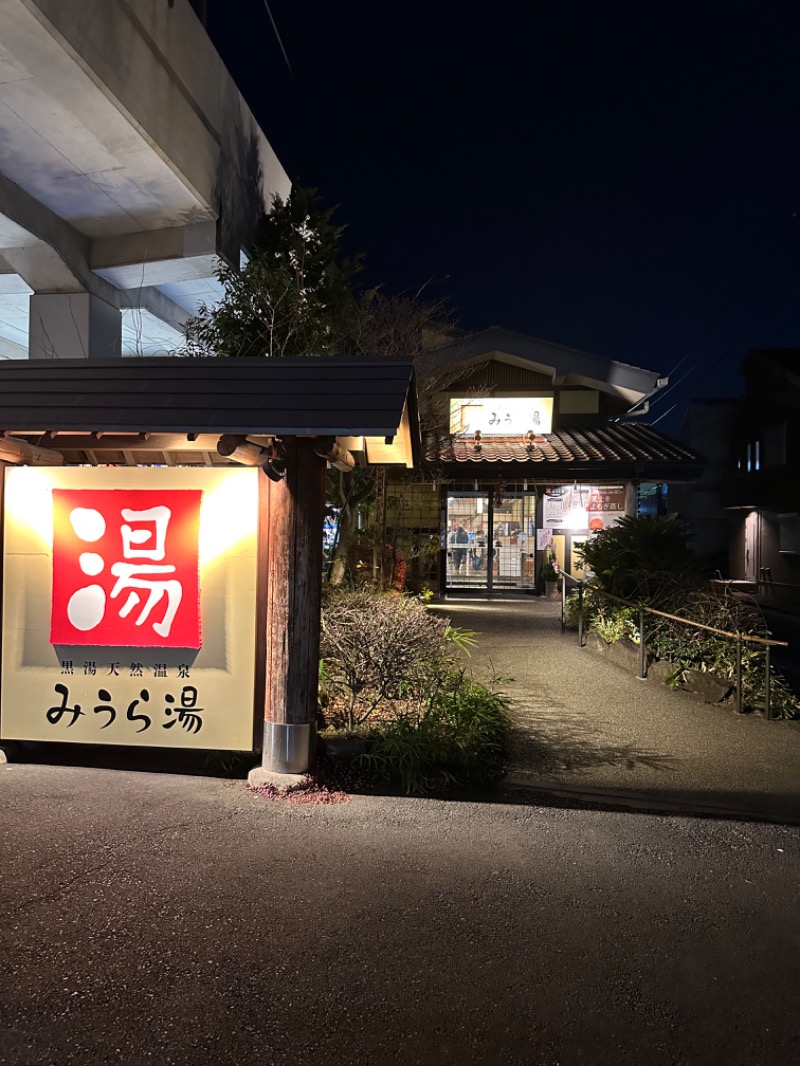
736,635,743,713
561,574,566,633
765,644,772,721
638,607,647,679
578,584,584,647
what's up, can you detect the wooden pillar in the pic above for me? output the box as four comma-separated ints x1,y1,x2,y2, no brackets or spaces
261,437,327,775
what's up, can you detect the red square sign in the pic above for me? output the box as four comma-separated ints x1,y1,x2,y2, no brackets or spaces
50,489,202,648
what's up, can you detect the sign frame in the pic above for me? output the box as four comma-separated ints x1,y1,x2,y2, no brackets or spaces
0,465,267,752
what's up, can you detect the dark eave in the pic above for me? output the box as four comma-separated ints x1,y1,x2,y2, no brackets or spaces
0,356,416,438
0,357,421,469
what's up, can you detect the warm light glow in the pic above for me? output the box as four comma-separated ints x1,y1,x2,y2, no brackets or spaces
450,397,554,435
6,467,257,570
563,506,588,530
4,467,55,551
198,474,258,569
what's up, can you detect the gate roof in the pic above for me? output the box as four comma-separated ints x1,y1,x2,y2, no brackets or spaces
0,357,419,467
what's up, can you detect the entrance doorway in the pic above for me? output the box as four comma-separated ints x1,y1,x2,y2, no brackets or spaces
744,511,760,583
444,492,537,591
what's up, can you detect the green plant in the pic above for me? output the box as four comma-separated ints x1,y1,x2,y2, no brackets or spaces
574,576,800,718
359,671,511,794
540,551,560,583
180,187,358,359
578,514,695,602
592,602,639,645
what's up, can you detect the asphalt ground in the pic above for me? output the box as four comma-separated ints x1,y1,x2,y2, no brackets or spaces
2,764,800,1066
436,596,800,824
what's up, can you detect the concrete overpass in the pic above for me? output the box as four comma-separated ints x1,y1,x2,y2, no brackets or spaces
0,0,290,360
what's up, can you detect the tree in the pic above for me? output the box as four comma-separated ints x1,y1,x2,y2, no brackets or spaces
325,290,457,587
181,187,359,358
177,185,460,588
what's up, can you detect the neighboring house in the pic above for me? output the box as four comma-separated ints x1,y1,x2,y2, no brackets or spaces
0,0,289,362
388,327,703,594
724,349,800,608
670,398,739,573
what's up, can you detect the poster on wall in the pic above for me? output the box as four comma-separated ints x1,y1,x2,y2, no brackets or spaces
536,528,553,551
1,466,260,751
543,484,626,531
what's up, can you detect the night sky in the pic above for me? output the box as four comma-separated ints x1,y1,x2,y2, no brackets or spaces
203,0,800,431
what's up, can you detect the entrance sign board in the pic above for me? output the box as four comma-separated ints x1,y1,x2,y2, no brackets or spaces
450,397,554,436
1,466,260,750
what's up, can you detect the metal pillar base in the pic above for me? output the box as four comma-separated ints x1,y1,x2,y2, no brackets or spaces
261,721,315,775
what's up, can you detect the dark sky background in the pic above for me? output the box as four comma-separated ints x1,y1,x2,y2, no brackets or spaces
201,0,800,432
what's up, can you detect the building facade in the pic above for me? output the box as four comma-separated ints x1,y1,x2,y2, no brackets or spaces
389,328,703,594
724,349,800,609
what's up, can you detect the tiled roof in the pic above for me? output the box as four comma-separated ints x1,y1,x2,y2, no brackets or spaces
426,422,702,477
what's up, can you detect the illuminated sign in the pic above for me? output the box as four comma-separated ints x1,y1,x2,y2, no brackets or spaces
449,397,553,436
542,484,626,531
51,489,202,648
1,466,260,751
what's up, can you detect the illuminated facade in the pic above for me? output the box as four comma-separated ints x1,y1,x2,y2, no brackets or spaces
392,328,702,593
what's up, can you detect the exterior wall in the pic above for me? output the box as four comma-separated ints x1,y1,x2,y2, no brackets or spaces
724,351,800,606
389,476,636,593
754,511,800,607
672,398,738,571
386,481,441,592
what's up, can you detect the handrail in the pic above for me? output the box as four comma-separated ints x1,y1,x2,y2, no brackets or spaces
580,583,788,648
560,578,790,719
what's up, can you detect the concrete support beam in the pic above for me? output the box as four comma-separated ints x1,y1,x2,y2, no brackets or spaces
29,293,121,360
91,222,223,288
0,335,27,360
0,174,118,302
122,286,191,337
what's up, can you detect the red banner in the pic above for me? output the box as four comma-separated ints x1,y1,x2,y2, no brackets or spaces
51,489,202,648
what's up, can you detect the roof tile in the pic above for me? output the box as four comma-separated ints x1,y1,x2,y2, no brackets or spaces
426,422,700,472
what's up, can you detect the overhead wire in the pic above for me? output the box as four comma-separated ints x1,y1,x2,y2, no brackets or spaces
627,214,800,421
261,0,295,81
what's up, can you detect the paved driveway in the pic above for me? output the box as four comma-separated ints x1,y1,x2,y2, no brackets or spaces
438,597,800,823
2,764,800,1066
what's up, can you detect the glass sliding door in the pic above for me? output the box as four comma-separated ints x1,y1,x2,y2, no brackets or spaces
445,491,538,592
491,494,537,590
445,493,491,589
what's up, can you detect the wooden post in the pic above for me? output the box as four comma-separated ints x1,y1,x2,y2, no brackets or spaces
372,465,386,587
259,437,327,776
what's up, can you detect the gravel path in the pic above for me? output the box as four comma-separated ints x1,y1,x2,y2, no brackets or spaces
436,596,800,822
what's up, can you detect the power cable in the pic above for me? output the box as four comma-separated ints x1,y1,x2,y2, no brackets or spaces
261,0,295,81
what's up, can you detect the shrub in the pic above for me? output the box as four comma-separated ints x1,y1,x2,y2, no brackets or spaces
567,571,800,718
592,602,640,645
578,514,695,602
359,671,511,794
320,590,475,731
644,585,800,716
